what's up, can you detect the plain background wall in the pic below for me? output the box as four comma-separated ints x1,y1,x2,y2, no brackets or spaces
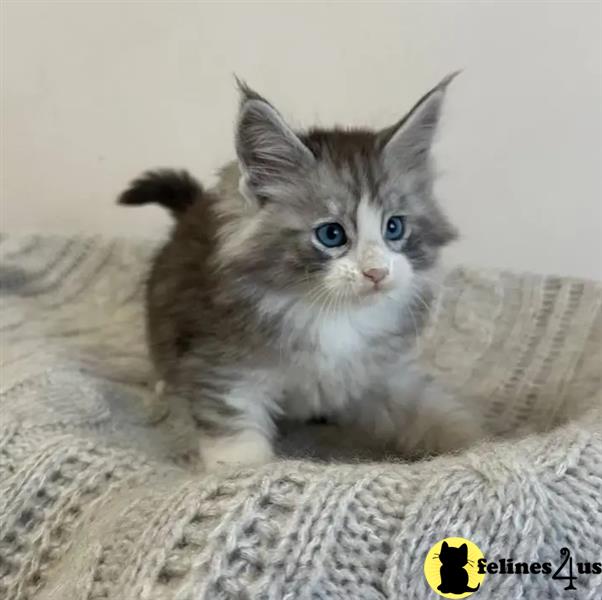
1,1,601,279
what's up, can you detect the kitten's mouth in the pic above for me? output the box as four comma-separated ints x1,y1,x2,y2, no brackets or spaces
354,284,391,304
360,282,391,296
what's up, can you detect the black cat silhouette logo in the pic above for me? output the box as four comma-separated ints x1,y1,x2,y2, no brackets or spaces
424,537,486,598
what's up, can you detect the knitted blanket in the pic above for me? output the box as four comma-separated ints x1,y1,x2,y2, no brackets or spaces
1,234,601,600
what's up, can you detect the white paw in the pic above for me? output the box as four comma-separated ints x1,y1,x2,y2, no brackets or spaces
200,429,274,471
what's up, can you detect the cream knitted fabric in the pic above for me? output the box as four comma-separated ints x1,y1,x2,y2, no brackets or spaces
0,234,601,600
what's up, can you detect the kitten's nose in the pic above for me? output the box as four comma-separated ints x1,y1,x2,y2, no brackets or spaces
363,267,389,285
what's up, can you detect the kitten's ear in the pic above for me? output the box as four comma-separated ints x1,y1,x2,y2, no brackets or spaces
235,79,315,201
460,544,468,554
441,541,449,550
379,72,459,171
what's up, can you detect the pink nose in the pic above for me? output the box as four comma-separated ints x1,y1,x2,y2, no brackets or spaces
363,267,389,284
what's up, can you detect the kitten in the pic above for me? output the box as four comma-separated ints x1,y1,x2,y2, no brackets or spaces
119,75,484,470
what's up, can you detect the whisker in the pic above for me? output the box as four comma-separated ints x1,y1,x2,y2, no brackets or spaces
411,288,432,314
405,303,422,353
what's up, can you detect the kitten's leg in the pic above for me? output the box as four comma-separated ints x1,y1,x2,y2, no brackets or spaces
191,382,277,471
350,368,485,457
200,428,274,471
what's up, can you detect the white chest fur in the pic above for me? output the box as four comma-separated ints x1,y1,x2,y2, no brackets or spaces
265,296,406,419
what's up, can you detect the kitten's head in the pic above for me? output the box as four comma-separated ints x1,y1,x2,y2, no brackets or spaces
439,541,469,567
220,76,458,313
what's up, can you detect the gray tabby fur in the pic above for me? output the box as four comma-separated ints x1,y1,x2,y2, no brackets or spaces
120,73,485,469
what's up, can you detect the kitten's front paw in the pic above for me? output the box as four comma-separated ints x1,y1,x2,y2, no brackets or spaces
200,429,274,471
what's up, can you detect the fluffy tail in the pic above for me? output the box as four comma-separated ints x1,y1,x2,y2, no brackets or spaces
118,169,203,217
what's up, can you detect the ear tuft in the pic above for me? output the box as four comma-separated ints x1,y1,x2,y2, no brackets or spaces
234,75,266,104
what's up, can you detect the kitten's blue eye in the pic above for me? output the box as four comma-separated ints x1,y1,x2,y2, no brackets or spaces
384,216,406,241
315,222,347,248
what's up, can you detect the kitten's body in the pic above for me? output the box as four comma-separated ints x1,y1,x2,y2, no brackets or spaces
121,78,484,469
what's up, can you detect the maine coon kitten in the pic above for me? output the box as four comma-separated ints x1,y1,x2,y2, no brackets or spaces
119,74,484,470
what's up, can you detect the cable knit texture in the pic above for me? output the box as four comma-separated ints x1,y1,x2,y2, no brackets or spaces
0,234,601,600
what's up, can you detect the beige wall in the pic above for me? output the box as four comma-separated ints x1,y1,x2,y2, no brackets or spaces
2,1,601,279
